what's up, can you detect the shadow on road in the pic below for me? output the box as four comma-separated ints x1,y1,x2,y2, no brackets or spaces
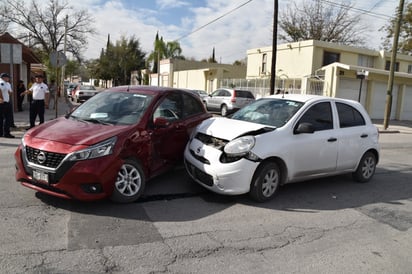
34,165,412,222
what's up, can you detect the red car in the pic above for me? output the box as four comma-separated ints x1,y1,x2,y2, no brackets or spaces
15,86,212,203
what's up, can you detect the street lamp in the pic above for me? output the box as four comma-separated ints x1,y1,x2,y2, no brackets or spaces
356,70,369,102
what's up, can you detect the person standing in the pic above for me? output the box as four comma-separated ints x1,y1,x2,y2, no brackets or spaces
48,80,56,110
16,80,26,111
0,73,15,138
22,74,49,129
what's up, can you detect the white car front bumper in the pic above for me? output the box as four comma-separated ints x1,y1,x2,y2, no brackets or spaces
184,138,259,195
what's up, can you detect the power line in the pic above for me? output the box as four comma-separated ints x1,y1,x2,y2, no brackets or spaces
320,0,394,21
175,0,253,41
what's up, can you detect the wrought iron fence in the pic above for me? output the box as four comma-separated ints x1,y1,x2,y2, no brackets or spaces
219,77,325,98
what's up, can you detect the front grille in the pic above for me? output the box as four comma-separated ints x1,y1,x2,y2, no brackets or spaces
195,133,227,150
25,146,67,168
186,161,214,187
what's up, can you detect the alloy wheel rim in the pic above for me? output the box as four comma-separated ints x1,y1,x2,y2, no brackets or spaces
262,169,279,197
115,164,141,196
362,156,375,179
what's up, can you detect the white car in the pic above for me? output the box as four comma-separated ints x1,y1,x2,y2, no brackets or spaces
184,94,380,202
71,85,98,103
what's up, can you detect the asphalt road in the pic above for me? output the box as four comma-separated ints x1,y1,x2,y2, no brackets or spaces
0,119,411,273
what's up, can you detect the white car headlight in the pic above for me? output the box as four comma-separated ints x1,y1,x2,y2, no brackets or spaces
224,135,255,156
67,136,117,161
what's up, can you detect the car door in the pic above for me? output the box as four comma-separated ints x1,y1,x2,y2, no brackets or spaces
151,92,194,169
289,101,339,179
207,89,224,110
334,101,370,170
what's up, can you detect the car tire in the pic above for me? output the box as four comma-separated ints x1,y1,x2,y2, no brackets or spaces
110,159,146,203
249,161,280,202
352,151,377,183
221,105,228,117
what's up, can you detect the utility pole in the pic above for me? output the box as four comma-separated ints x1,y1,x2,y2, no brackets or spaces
270,0,278,95
383,0,405,129
61,15,68,100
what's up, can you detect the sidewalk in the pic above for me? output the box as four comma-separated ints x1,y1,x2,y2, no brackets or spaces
11,97,75,132
373,119,412,134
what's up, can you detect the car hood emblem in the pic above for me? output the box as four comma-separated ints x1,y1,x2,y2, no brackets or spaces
37,152,47,164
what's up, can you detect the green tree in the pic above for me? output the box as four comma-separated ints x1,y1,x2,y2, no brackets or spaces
278,0,366,45
147,32,164,73
147,32,184,73
165,40,184,59
65,59,81,80
98,35,146,86
381,2,412,53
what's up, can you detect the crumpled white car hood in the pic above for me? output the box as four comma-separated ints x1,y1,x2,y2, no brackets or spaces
196,117,271,140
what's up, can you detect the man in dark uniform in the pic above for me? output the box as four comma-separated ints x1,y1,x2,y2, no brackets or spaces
0,73,15,138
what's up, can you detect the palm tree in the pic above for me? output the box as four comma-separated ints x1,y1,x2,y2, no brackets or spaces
165,41,184,59
147,33,185,72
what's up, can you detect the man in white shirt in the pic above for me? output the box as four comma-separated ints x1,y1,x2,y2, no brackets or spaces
0,73,14,138
22,74,49,129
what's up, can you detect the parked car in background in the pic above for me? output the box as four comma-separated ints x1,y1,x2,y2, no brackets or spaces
15,86,212,203
204,88,255,116
66,83,77,98
71,85,99,103
191,89,209,103
185,94,380,202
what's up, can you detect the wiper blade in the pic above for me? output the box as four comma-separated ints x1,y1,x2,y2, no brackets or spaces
70,115,112,125
82,118,112,125
70,115,88,124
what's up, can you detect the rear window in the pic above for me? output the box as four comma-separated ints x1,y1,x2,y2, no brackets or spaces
336,102,365,128
235,90,255,99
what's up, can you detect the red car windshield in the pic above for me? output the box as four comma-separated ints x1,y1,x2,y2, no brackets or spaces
70,91,154,125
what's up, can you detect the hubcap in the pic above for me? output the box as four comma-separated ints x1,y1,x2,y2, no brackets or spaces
115,164,141,196
262,169,279,197
362,156,375,179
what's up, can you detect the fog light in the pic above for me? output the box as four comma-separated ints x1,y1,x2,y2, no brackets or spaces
81,183,103,194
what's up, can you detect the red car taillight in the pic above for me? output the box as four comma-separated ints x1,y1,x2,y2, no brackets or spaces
231,91,236,103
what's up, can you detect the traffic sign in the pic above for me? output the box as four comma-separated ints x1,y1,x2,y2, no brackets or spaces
50,51,67,67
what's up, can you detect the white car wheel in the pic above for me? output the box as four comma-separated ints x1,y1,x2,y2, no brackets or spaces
250,162,280,202
110,159,145,203
352,151,377,183
221,105,228,116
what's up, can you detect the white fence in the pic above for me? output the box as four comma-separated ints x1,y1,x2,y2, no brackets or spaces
219,77,324,98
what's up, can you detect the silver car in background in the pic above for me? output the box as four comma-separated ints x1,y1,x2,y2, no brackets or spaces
205,88,255,116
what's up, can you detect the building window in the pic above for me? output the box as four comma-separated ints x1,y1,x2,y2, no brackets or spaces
408,64,412,74
261,53,267,74
358,54,374,68
323,51,340,66
385,60,399,71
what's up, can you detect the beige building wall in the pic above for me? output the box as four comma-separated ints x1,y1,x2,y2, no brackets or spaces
246,39,412,120
151,58,246,93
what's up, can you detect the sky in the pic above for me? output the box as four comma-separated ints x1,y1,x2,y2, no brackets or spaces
24,0,406,63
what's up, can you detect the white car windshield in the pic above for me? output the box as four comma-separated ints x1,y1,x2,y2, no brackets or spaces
231,98,304,127
70,91,154,125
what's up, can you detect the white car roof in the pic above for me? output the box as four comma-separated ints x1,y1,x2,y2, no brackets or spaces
264,94,360,105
